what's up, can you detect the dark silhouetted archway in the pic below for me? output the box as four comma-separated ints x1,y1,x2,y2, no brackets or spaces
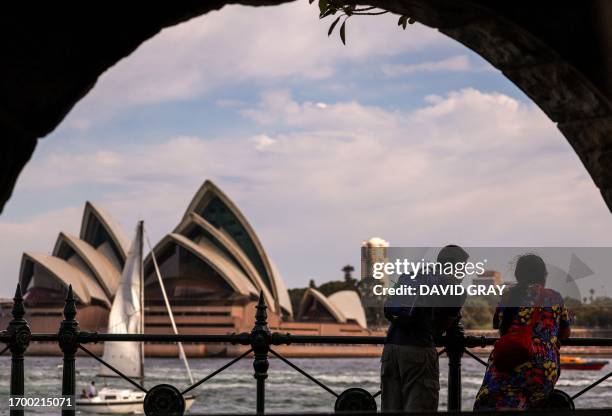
1,0,611,212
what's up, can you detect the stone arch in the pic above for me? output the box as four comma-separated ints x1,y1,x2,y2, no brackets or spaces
1,1,611,211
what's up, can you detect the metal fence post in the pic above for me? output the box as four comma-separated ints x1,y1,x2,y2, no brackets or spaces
7,283,31,416
58,285,80,416
251,292,270,414
445,319,465,411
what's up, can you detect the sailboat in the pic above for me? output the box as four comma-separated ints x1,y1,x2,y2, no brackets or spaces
77,221,197,414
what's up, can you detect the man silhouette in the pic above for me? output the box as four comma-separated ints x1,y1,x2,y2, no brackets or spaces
380,245,468,412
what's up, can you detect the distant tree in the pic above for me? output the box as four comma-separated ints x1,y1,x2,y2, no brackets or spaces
318,279,358,296
564,296,612,329
564,296,582,309
461,296,496,329
342,265,355,282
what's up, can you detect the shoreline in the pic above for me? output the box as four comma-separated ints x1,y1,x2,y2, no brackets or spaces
16,342,612,358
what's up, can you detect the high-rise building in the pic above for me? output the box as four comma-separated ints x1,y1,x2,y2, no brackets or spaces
359,237,389,328
360,237,389,279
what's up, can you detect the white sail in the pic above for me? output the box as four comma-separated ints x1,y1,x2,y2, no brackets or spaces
99,221,144,380
144,228,195,385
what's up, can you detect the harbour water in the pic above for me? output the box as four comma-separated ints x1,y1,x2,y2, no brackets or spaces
1,356,611,414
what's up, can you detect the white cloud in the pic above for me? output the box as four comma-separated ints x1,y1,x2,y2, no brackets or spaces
382,55,472,76
7,88,612,293
60,1,447,129
241,89,400,132
251,134,277,150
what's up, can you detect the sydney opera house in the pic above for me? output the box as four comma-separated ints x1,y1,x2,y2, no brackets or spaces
2,180,380,357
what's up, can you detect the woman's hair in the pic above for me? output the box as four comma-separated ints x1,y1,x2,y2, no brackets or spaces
514,253,548,286
498,254,548,333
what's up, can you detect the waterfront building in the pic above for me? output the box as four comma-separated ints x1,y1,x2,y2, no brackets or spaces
3,180,380,357
297,288,367,329
15,202,127,337
360,237,389,280
359,237,389,327
472,270,503,287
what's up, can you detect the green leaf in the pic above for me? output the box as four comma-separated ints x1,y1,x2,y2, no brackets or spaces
339,21,346,45
309,0,315,4
328,16,341,36
397,15,407,26
318,0,328,14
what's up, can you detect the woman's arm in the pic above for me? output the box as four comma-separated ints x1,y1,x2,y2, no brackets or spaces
493,307,501,330
494,290,512,334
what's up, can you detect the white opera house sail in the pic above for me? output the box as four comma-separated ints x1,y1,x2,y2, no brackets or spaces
5,180,375,357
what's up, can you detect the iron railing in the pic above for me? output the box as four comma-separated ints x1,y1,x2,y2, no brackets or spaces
2,283,612,415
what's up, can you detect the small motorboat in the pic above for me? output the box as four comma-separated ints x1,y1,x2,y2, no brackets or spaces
560,356,609,371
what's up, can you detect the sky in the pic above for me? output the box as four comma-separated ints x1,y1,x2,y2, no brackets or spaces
2,1,612,297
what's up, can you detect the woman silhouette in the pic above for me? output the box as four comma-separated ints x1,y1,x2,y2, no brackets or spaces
474,254,571,410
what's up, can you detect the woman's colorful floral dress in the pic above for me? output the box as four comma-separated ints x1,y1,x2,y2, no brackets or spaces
473,284,571,410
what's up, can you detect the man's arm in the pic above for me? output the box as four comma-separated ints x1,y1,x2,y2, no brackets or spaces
433,307,461,337
383,274,420,328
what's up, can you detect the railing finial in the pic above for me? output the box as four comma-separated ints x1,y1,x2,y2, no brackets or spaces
252,290,270,414
255,290,267,329
11,283,25,322
59,284,79,415
63,284,76,322
8,282,31,415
